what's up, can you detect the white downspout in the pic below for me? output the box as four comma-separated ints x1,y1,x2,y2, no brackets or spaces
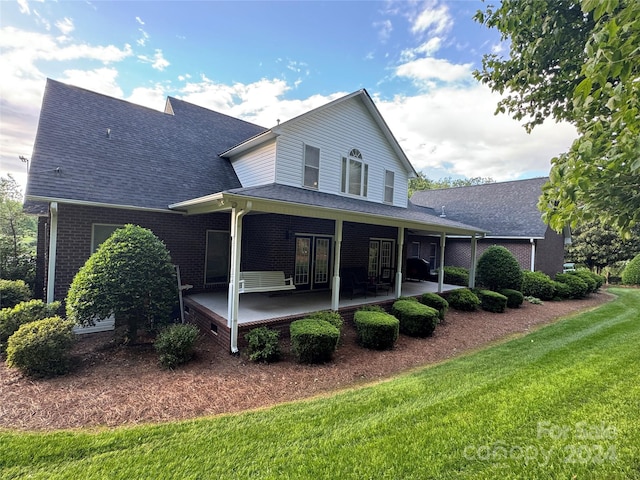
228,201,251,354
46,202,58,303
437,232,446,293
469,233,477,288
530,238,536,271
395,227,404,297
331,219,343,311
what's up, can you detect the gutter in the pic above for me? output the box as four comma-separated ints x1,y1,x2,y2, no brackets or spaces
46,202,58,303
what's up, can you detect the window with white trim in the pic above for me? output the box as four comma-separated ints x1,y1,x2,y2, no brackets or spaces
91,224,123,253
303,144,320,189
341,148,368,197
384,170,394,203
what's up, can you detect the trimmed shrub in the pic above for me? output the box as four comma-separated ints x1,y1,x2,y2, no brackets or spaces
521,271,555,301
154,323,200,369
475,246,523,291
552,281,571,299
6,316,75,377
354,310,399,350
555,273,589,299
392,299,439,337
304,311,344,332
290,319,339,364
446,288,480,311
442,266,469,286
0,279,32,309
358,304,385,313
622,253,640,285
500,288,524,308
570,270,597,293
477,290,508,313
420,292,449,321
245,326,281,363
0,300,61,354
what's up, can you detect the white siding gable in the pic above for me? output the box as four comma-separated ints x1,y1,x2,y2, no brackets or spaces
230,139,277,187
274,96,410,207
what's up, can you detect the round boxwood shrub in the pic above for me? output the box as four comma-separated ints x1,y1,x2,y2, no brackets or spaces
477,290,508,313
392,299,439,337
245,326,281,363
354,310,399,350
304,311,344,332
154,323,200,369
0,279,32,309
6,316,75,377
0,299,61,355
555,273,589,299
622,253,640,285
442,266,469,286
570,270,597,293
552,280,571,299
500,288,524,308
476,246,523,291
420,292,449,321
290,319,339,364
446,288,480,311
521,271,555,301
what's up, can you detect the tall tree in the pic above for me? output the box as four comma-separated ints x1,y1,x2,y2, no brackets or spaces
408,172,494,197
474,0,640,234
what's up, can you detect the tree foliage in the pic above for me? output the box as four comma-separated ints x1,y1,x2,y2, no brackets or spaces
408,172,494,197
66,224,177,344
475,0,640,234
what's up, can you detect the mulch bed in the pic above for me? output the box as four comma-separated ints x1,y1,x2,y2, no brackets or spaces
0,292,612,431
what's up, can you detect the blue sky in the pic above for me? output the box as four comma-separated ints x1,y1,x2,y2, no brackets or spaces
1,0,577,193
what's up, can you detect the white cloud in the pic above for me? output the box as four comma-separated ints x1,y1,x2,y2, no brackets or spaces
127,83,168,111
396,57,473,85
138,49,169,71
410,3,452,36
17,0,30,15
374,19,393,42
136,17,145,25
55,17,74,35
137,28,149,46
59,67,123,97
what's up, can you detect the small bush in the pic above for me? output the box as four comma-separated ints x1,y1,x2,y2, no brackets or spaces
570,270,597,293
521,271,555,301
0,279,32,309
552,281,571,300
442,266,469,286
245,327,281,363
0,300,61,354
290,319,339,364
354,310,399,350
358,304,386,313
622,253,640,285
477,290,508,313
446,289,480,311
524,296,544,305
6,316,75,377
419,293,449,321
476,246,523,291
154,323,200,369
555,273,589,299
500,289,524,308
304,311,344,332
392,299,439,337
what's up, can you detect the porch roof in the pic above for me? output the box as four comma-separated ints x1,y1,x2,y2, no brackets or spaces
169,183,487,236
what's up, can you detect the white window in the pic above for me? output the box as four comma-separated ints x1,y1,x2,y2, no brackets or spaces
205,230,230,284
384,170,394,203
303,144,320,189
340,148,368,197
91,224,123,253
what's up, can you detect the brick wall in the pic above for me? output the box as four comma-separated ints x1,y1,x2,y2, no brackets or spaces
534,227,565,276
445,238,533,271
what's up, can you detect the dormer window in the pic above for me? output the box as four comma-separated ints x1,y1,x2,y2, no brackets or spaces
303,144,320,189
341,148,368,197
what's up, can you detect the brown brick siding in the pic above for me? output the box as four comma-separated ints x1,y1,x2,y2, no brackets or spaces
534,227,565,276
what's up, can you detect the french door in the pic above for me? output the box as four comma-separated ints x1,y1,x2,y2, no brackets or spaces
294,235,332,290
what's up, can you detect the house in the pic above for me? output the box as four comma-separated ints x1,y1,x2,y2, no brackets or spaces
410,178,570,277
25,79,486,352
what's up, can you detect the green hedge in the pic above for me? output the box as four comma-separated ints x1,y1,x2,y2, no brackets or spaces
392,299,439,337
500,289,524,308
0,300,61,355
303,311,344,332
0,279,32,309
478,290,508,313
552,281,572,299
442,266,469,286
521,271,555,301
420,293,449,321
6,316,75,377
555,273,589,299
354,310,399,350
570,270,597,293
245,326,281,363
154,323,200,369
290,319,339,364
476,246,523,291
446,289,480,311
622,253,640,285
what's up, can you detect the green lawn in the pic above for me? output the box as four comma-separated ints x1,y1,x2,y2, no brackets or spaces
2,288,639,479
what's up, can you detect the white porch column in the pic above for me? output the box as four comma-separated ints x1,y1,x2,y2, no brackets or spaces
395,227,404,297
437,232,446,293
331,219,343,311
530,238,536,271
228,202,251,353
469,233,477,288
46,202,58,303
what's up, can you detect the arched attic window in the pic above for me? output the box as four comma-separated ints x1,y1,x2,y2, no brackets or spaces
341,148,368,197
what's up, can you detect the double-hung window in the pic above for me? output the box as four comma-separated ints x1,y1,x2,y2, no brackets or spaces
303,144,320,189
341,148,368,197
384,170,394,204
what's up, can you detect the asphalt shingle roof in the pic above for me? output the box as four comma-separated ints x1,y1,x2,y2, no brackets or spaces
410,177,550,238
25,79,266,210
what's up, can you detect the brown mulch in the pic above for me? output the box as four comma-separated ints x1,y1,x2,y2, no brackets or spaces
0,292,612,431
